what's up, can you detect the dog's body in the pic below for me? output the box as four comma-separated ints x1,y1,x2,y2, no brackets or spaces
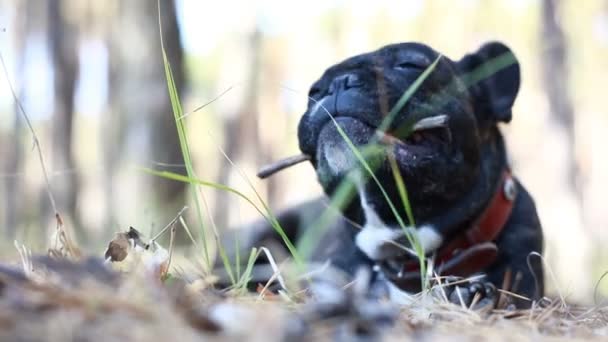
232,41,543,307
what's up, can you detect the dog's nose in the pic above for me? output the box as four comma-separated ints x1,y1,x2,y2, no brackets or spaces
328,73,363,94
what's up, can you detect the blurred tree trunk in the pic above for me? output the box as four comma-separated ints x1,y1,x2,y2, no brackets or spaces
215,30,263,229
105,0,185,227
541,0,579,195
540,0,592,302
2,0,32,239
48,0,81,234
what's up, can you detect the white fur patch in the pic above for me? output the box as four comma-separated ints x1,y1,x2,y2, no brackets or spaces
324,144,354,174
416,225,443,253
355,184,444,260
355,225,402,260
355,224,443,260
355,183,403,260
357,183,384,228
355,185,397,259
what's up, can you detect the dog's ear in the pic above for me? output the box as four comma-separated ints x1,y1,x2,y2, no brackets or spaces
457,42,520,124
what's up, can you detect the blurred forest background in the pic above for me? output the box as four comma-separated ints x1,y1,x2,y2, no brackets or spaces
0,0,607,303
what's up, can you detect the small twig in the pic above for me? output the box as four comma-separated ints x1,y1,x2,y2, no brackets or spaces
256,154,311,179
165,218,178,276
146,206,189,248
455,286,467,309
434,274,486,288
14,240,33,277
497,268,513,309
179,216,199,249
257,261,286,300
534,299,561,324
259,246,287,291
469,292,482,310
179,85,235,119
495,288,532,302
527,251,564,306
593,270,608,305
432,272,450,302
0,49,59,221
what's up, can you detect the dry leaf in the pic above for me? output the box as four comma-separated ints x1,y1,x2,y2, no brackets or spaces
104,227,145,263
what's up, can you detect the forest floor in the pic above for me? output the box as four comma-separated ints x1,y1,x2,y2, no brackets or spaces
0,225,607,342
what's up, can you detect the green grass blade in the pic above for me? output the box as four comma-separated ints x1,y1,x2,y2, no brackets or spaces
388,154,427,289
387,155,415,227
157,3,211,268
211,141,303,265
330,121,420,249
234,247,259,291
141,167,302,265
379,56,442,133
235,234,241,281
462,51,517,88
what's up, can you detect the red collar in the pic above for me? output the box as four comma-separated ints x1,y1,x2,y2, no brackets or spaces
383,170,517,291
438,170,515,261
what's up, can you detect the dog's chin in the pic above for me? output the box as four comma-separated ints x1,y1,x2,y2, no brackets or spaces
315,117,375,178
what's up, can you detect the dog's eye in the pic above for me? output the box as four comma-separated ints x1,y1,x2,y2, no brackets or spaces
394,61,426,70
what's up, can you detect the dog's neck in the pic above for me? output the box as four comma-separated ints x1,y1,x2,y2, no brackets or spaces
354,127,509,259
428,126,508,238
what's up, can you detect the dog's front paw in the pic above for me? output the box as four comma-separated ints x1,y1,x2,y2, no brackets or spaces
439,277,497,310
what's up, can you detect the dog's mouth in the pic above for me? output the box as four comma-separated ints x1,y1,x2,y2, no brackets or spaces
256,114,451,179
377,114,452,152
316,114,452,172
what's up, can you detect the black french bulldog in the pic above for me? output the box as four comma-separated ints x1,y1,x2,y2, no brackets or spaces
231,41,544,308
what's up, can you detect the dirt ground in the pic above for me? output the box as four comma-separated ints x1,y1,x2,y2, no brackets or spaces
1,244,606,342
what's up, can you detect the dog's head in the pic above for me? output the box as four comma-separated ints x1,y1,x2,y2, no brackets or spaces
297,42,520,257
